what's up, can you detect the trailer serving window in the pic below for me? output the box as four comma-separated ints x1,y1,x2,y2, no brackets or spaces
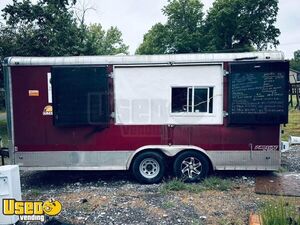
51,66,109,126
171,87,213,113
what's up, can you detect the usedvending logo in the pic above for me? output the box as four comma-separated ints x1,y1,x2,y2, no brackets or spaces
2,199,62,222
43,105,53,116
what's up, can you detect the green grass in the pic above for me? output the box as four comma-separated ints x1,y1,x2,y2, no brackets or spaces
200,176,233,191
162,179,190,192
278,166,288,173
162,201,175,209
260,198,300,225
161,177,233,194
282,96,300,141
190,220,204,225
282,109,300,141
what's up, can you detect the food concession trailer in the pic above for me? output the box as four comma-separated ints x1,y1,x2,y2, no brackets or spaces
3,52,289,183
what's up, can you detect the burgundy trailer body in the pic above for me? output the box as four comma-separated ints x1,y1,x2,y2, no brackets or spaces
3,52,289,183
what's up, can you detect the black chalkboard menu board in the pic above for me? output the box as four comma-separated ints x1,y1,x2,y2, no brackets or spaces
228,61,289,125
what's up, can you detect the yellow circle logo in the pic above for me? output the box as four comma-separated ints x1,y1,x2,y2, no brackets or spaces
43,105,53,115
42,200,62,216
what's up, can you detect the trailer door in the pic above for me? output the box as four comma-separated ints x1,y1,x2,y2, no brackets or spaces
228,61,289,125
51,66,109,127
227,61,289,169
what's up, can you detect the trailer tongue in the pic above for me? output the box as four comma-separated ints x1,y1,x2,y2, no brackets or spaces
3,52,289,183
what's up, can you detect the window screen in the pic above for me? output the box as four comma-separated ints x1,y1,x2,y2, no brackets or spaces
171,87,213,113
52,66,109,126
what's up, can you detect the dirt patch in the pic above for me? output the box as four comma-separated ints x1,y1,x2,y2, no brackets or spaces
256,173,300,197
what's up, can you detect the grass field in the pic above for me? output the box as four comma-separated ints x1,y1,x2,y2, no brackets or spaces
282,96,300,141
282,109,300,141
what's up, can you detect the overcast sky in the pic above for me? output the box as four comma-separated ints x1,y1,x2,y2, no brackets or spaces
0,0,299,58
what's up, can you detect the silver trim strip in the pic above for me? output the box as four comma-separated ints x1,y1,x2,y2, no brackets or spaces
20,166,125,171
15,151,133,170
15,150,280,171
115,62,224,68
5,51,284,66
4,66,15,164
209,150,280,170
8,67,15,165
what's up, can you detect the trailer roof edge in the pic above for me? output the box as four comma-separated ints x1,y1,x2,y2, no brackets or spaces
5,51,285,66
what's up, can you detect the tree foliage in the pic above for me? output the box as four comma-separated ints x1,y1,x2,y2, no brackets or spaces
136,23,170,55
1,0,82,56
40,0,77,8
83,24,128,55
137,0,204,54
162,0,204,53
204,0,280,52
290,50,300,71
0,0,128,58
136,0,280,54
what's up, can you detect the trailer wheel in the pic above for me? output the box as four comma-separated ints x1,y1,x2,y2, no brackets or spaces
132,151,165,184
173,151,209,182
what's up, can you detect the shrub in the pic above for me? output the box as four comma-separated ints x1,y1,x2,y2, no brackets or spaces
260,199,300,225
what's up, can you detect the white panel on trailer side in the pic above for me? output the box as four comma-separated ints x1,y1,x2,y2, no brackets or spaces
114,64,223,125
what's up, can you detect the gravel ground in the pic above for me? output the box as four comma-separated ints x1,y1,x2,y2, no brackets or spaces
281,145,300,172
20,171,259,225
13,145,300,224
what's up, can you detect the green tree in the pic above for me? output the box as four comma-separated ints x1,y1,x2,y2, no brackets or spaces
204,0,280,52
136,23,170,55
2,0,83,56
136,0,205,54
163,0,204,53
290,50,300,71
83,24,129,55
0,23,17,58
137,0,280,54
0,0,128,57
40,0,77,8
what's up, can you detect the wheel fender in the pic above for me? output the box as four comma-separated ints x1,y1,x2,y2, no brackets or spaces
126,145,215,170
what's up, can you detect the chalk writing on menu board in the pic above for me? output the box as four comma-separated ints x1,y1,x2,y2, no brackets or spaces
230,72,285,115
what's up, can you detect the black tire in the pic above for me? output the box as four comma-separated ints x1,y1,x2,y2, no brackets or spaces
131,151,165,184
173,151,210,182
